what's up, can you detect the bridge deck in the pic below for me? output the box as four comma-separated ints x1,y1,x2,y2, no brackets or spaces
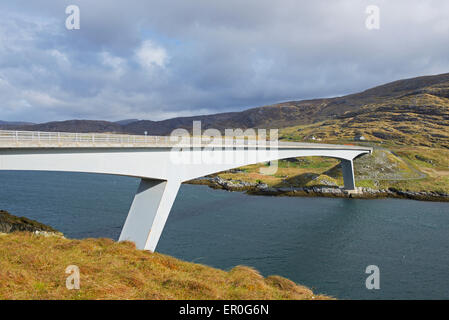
0,130,372,152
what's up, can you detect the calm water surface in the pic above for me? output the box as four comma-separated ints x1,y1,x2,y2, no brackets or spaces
0,171,448,299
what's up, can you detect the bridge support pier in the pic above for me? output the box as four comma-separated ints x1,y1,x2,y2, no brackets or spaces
119,178,181,251
341,159,356,191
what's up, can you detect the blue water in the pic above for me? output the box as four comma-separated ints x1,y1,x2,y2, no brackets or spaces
0,170,448,299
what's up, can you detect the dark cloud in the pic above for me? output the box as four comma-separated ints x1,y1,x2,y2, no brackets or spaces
0,0,448,122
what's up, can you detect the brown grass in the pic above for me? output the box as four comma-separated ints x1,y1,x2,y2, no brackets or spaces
0,232,330,300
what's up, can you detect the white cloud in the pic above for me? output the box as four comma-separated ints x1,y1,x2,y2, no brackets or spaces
100,51,127,77
135,40,168,71
49,49,70,68
23,90,63,108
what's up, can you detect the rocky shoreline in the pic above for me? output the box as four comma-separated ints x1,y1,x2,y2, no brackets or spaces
0,210,63,236
188,176,449,202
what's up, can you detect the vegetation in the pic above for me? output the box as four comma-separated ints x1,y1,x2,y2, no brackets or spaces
0,210,60,234
210,146,449,196
0,232,329,300
210,75,449,196
279,92,449,149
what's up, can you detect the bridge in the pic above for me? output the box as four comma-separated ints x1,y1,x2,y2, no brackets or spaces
0,130,372,251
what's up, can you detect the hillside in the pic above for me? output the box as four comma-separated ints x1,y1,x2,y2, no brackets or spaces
0,120,34,126
0,232,328,300
280,79,449,149
1,72,448,147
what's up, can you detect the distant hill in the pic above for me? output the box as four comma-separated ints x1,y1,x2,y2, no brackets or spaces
0,120,124,133
0,120,34,126
280,73,449,148
114,119,140,126
120,72,449,136
1,72,448,147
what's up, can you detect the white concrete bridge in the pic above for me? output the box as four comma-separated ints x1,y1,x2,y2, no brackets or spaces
0,130,372,251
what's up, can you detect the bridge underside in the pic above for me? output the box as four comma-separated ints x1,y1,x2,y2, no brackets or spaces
120,158,356,252
0,147,367,251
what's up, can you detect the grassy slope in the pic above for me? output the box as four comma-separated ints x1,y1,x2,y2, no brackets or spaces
0,233,329,300
280,94,449,149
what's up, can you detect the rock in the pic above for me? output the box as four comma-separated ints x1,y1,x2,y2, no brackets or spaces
200,176,449,202
228,169,246,174
211,176,260,190
256,183,269,190
311,175,338,186
0,210,62,235
277,187,293,193
415,154,434,164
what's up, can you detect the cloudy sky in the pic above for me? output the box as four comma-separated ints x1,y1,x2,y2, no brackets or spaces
0,0,448,122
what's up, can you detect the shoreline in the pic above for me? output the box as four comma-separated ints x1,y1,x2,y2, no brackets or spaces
186,176,449,202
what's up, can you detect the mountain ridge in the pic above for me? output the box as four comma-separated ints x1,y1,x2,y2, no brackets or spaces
1,72,448,145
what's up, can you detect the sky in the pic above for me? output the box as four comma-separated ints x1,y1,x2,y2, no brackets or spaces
0,0,449,122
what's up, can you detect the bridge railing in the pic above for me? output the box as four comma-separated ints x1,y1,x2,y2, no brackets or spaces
0,129,373,151
0,130,175,144
0,130,268,147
